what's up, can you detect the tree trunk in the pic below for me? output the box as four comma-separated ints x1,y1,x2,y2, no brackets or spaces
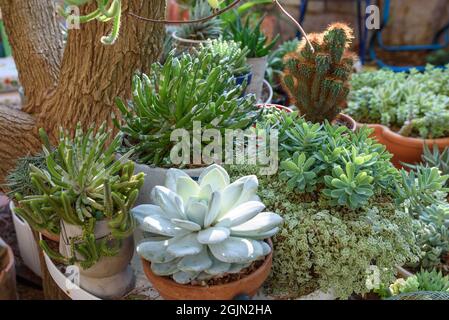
0,0,166,185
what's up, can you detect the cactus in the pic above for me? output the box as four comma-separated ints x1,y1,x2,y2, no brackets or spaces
133,164,282,284
13,123,144,269
282,23,355,123
58,0,122,45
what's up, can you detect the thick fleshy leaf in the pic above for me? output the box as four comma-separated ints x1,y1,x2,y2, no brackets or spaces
204,191,221,227
227,263,251,274
151,259,181,276
185,199,208,227
216,201,266,228
137,239,177,263
197,227,230,244
259,241,272,256
198,184,213,201
231,175,259,208
209,237,261,264
167,233,203,257
198,164,229,192
196,272,214,281
171,218,201,231
177,246,213,272
136,213,185,237
205,256,232,275
176,176,200,205
230,212,283,235
132,204,164,225
242,227,280,240
165,168,190,192
151,186,186,219
217,181,245,217
172,271,200,284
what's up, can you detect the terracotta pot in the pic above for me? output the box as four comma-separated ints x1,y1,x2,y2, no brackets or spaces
334,113,356,132
0,238,17,300
142,242,273,300
257,103,292,113
356,123,449,168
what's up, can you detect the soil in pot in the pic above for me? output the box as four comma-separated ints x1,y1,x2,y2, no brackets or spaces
141,242,273,300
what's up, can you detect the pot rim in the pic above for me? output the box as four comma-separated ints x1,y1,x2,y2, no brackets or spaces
335,113,357,132
257,103,292,113
356,122,449,147
142,239,273,291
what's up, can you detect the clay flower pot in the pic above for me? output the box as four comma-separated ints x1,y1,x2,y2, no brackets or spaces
335,113,357,132
0,238,17,300
142,241,273,300
356,123,449,168
257,103,292,113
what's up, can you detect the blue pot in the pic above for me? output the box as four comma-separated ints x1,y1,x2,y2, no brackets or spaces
234,73,252,89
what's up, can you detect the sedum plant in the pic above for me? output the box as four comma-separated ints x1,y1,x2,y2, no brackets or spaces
13,123,144,269
175,0,222,41
133,164,282,284
282,23,355,123
406,144,449,187
275,112,397,209
347,66,449,139
58,0,122,45
200,39,251,76
224,14,279,58
115,47,259,167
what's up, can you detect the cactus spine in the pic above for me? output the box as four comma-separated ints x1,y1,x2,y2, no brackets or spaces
282,23,355,123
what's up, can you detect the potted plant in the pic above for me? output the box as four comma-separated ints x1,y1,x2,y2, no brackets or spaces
281,23,357,130
347,66,449,167
228,110,420,299
115,47,260,205
0,237,17,300
171,0,222,53
13,123,144,299
374,269,449,300
225,14,279,101
132,164,283,300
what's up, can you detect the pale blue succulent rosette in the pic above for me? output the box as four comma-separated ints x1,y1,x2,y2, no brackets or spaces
132,164,283,285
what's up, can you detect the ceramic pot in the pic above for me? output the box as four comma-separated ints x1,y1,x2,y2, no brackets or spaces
59,220,135,299
246,56,268,101
133,163,206,205
141,240,273,300
355,123,449,168
0,238,17,300
171,31,209,53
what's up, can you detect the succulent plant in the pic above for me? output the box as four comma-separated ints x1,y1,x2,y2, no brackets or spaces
282,23,355,123
200,38,251,76
279,152,318,193
224,14,279,58
115,48,259,167
175,0,222,41
58,0,122,45
406,144,449,187
389,269,449,296
133,164,282,284
13,123,144,269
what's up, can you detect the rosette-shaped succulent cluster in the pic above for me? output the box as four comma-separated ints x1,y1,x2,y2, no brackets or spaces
133,164,282,284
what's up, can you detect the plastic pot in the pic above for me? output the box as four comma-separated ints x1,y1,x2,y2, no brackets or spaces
246,56,268,101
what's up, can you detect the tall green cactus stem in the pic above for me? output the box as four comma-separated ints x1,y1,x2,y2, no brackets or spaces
58,0,122,45
282,23,355,123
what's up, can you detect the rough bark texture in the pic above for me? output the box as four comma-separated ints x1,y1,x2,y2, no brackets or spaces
0,0,165,185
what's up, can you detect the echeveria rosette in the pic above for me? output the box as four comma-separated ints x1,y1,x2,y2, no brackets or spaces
132,164,283,284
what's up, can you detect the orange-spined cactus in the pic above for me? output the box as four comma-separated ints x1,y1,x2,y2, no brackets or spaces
282,23,355,123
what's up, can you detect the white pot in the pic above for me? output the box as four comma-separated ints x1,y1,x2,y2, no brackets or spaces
133,162,206,205
246,56,268,102
59,220,135,299
262,79,273,104
10,201,42,277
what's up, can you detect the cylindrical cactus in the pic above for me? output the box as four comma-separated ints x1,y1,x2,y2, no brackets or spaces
282,23,355,123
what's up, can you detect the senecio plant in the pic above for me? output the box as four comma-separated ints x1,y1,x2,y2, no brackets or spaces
58,0,122,45
133,164,282,284
347,65,449,139
13,123,144,269
282,23,355,123
115,47,259,167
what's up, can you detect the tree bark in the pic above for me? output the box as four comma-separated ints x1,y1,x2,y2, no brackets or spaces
0,0,166,184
